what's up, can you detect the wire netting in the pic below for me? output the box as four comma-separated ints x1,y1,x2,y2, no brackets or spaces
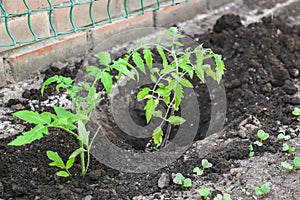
0,0,188,47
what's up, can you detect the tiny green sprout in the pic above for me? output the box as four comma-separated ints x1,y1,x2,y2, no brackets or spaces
254,129,269,147
214,193,231,200
277,130,291,142
281,156,300,171
173,173,192,189
199,188,211,200
282,143,295,157
193,159,213,176
248,144,255,157
155,195,170,200
292,107,300,121
242,188,251,196
255,184,271,199
47,150,74,177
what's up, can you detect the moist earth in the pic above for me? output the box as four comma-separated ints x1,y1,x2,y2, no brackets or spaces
1,8,300,200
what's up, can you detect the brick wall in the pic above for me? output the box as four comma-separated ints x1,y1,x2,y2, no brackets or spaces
0,0,243,88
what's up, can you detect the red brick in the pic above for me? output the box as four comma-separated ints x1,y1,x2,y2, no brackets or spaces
1,0,65,12
91,12,154,51
8,32,88,82
0,12,50,46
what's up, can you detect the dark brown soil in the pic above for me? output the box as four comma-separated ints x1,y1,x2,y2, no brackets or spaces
1,14,300,199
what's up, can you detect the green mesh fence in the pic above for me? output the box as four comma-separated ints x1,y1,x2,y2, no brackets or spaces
0,0,188,47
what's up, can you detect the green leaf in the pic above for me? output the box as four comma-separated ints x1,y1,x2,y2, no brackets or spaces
255,188,263,196
193,167,204,176
174,83,183,110
112,60,135,80
132,51,146,74
157,46,168,68
214,54,225,84
101,72,113,94
144,98,157,123
223,194,232,200
155,87,171,97
260,184,271,194
195,50,205,82
8,124,48,146
257,129,269,141
137,87,151,99
78,120,89,146
157,34,162,43
66,158,75,170
173,173,185,185
13,110,51,125
86,66,101,78
183,178,192,188
292,107,300,116
150,74,157,82
153,110,163,118
294,157,300,168
143,47,153,71
56,171,70,177
47,151,66,169
53,106,74,119
199,188,210,197
153,126,163,145
282,143,289,151
167,116,186,125
174,41,184,46
69,148,86,159
42,76,73,95
163,96,170,104
98,52,111,66
281,161,293,170
178,78,193,88
202,159,213,169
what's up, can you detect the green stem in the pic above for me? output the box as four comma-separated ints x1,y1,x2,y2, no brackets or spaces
48,125,78,138
79,141,86,176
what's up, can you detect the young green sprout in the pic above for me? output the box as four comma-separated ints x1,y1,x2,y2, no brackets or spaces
47,151,74,177
277,130,291,142
255,184,271,200
282,143,295,157
193,159,213,176
281,156,300,171
292,107,300,121
254,129,269,147
173,173,192,189
248,144,255,157
214,193,232,200
242,188,251,196
199,188,211,200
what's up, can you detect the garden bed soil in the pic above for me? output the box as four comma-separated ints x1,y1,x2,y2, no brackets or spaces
1,5,300,200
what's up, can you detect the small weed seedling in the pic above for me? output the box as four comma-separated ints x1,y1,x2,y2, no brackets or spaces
213,193,231,200
199,188,211,200
281,156,300,172
193,159,213,176
255,184,271,200
248,144,255,157
277,130,291,142
254,129,269,147
242,188,251,196
282,143,295,158
173,173,192,189
292,107,300,121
